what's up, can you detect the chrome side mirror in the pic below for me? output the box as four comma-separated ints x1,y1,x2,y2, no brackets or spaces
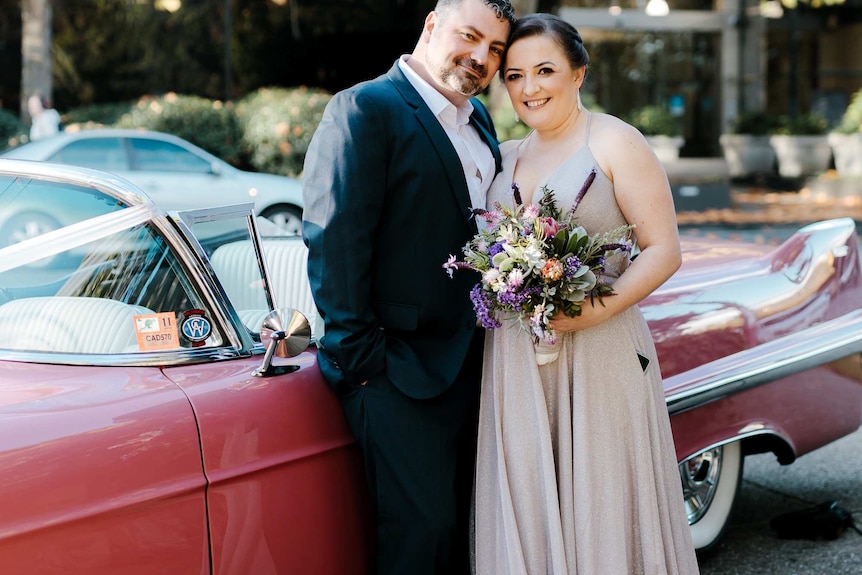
252,308,311,377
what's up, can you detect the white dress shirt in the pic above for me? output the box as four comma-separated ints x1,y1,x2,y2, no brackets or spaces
398,56,495,212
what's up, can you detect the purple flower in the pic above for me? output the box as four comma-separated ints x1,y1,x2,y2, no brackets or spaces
496,285,541,312
563,256,583,278
442,254,476,278
569,168,597,216
470,284,501,329
512,182,523,206
600,242,633,253
488,242,506,258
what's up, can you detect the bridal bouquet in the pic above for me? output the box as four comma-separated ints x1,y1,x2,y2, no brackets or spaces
443,169,635,364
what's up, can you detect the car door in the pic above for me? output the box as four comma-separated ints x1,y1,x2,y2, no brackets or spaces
163,206,372,575
0,363,210,575
0,167,211,574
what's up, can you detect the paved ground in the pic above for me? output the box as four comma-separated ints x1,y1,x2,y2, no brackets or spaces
677,184,862,240
698,428,862,575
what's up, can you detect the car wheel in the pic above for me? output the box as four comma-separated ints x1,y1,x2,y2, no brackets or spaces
261,205,302,236
680,441,743,553
0,211,63,268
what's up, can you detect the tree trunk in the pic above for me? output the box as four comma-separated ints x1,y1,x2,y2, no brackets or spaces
21,0,53,122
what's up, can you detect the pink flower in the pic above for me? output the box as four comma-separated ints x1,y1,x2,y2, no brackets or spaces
538,217,560,238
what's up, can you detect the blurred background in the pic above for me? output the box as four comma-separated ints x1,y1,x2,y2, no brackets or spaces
1,0,860,180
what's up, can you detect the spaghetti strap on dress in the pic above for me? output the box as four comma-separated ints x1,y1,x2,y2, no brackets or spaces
472,112,700,575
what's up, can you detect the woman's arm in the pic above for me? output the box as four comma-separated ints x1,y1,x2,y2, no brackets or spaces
551,115,681,333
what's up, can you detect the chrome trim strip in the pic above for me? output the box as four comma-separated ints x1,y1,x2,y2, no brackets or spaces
0,158,150,207
161,205,260,353
0,346,245,368
666,309,862,414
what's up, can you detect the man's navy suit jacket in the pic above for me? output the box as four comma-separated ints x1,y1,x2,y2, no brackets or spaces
302,61,502,399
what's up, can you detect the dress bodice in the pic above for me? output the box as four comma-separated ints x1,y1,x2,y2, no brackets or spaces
487,115,631,279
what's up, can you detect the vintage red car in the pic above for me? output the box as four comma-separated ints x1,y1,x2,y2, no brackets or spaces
1,158,860,573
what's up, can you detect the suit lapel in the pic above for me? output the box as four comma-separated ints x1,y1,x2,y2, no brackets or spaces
387,64,475,229
469,106,502,176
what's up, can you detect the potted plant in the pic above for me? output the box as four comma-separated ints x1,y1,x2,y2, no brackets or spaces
769,112,832,178
627,105,684,162
827,88,862,178
718,111,777,178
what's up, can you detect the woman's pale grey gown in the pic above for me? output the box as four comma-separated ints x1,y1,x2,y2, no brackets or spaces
473,114,700,575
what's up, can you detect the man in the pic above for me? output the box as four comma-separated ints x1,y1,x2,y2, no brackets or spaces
301,1,515,573
28,95,61,141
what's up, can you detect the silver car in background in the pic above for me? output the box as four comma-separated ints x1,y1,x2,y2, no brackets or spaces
0,128,303,247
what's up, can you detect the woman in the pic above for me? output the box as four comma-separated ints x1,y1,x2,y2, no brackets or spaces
473,13,700,574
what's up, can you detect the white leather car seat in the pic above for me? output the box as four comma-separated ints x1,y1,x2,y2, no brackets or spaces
0,296,155,354
209,238,324,340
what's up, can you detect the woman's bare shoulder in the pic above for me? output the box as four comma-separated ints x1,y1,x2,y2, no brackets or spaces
589,111,644,141
587,111,661,177
588,111,653,157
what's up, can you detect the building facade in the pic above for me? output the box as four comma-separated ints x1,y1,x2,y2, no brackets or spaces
557,0,862,157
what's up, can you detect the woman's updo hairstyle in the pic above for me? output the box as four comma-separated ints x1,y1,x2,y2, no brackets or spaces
500,13,589,81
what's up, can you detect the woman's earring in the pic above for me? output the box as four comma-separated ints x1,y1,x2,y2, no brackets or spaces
577,90,583,111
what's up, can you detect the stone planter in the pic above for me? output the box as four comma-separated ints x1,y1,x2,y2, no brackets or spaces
646,135,684,163
718,134,776,177
768,135,833,178
827,132,862,177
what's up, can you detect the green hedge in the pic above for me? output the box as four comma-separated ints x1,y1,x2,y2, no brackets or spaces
627,105,681,137
835,89,862,135
12,84,608,174
0,108,27,151
114,93,242,165
235,86,331,178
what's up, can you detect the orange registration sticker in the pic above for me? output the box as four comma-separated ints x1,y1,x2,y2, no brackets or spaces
134,312,180,351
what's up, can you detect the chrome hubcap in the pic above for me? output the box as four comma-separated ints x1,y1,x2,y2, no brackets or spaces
679,446,723,524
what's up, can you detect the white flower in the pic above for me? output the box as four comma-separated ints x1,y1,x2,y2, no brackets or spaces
498,224,518,244
483,268,508,292
507,268,525,288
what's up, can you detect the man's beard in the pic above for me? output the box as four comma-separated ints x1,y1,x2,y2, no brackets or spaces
436,57,488,97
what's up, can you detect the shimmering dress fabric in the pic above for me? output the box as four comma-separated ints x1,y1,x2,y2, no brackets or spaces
473,115,700,575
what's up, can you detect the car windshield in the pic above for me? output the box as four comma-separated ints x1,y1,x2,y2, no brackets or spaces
0,175,226,356
0,175,126,248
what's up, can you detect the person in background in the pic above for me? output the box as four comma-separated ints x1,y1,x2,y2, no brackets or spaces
472,13,700,574
28,95,61,141
301,1,515,574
